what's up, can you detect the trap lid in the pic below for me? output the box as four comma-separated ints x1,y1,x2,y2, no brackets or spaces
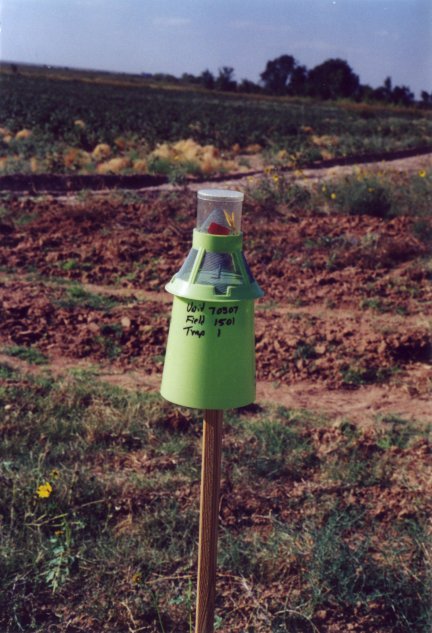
197,189,243,235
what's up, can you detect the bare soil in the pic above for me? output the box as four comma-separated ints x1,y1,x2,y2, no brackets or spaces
0,154,431,426
0,154,431,633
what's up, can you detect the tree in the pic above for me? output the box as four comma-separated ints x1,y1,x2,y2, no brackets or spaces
238,78,261,94
181,72,201,85
420,90,432,108
215,67,236,92
383,76,393,101
289,64,308,96
152,73,179,84
260,55,297,94
200,69,215,90
391,85,414,107
307,58,360,100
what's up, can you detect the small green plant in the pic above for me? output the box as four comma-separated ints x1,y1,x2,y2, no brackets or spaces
16,214,38,228
147,155,201,184
234,417,314,480
68,366,100,381
93,322,124,359
375,414,427,449
42,519,77,593
294,342,317,360
58,284,119,311
360,297,385,311
3,344,48,365
58,258,80,271
340,364,393,387
246,170,311,216
331,176,393,218
0,361,16,379
412,218,432,244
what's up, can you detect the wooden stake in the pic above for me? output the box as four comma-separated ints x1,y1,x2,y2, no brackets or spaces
195,409,223,633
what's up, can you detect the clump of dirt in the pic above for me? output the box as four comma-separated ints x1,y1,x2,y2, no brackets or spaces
0,281,168,374
256,308,431,388
1,194,430,313
0,278,430,395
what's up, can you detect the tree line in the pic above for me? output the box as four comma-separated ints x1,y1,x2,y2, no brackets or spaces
147,54,431,108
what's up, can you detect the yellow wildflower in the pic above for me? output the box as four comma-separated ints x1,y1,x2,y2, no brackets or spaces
419,170,426,178
330,192,337,200
36,482,53,499
272,175,279,183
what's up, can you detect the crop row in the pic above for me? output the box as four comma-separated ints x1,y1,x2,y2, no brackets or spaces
0,74,432,175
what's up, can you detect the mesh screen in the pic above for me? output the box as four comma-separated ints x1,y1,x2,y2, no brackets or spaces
176,248,198,281
175,249,251,295
199,252,234,273
241,254,255,282
196,252,242,294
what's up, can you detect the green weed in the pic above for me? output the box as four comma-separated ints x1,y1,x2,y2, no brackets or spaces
14,212,39,227
294,342,317,360
412,218,432,244
0,361,17,379
147,155,201,183
340,364,395,387
57,258,80,272
312,169,432,221
228,415,315,481
327,176,393,218
360,297,386,312
245,172,311,216
94,323,124,359
3,345,48,365
57,284,119,311
375,414,428,449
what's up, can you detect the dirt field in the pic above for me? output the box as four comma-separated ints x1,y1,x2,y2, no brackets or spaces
0,153,431,425
0,153,431,632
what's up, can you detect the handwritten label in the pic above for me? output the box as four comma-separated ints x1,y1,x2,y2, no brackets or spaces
183,301,240,339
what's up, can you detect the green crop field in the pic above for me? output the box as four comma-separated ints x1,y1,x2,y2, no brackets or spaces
1,69,432,177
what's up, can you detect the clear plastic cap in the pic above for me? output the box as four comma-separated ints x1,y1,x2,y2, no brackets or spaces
197,189,243,235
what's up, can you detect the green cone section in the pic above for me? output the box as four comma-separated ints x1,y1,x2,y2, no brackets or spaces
160,296,256,409
166,230,263,302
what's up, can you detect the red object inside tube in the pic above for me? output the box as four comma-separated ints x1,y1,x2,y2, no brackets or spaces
208,222,230,236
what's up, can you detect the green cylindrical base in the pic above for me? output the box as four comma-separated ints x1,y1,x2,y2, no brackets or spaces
160,296,255,410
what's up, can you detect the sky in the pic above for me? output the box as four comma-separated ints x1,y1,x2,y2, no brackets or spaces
0,0,431,97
